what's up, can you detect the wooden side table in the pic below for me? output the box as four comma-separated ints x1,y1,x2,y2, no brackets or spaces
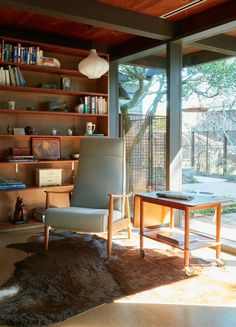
138,192,228,273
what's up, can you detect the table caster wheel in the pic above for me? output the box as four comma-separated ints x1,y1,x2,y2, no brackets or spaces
216,258,225,267
184,267,197,276
140,249,145,258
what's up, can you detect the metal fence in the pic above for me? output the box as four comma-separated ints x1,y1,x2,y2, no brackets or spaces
120,114,166,193
183,130,236,176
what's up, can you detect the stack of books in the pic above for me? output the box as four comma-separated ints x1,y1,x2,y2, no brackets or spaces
0,179,27,190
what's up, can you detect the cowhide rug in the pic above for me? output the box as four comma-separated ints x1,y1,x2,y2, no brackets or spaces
0,231,233,326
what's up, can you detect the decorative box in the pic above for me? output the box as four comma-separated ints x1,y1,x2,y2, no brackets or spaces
36,168,62,187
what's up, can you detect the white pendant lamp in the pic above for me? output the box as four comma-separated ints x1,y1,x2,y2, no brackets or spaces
78,49,109,79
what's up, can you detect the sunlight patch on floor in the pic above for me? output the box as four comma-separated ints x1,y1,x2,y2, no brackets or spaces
0,285,20,299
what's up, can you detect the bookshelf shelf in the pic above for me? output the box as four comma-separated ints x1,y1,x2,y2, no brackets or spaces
0,85,108,97
0,159,78,165
0,219,44,233
0,60,87,77
0,135,107,139
0,109,108,117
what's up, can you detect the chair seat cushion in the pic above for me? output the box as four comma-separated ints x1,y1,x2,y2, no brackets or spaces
45,207,123,232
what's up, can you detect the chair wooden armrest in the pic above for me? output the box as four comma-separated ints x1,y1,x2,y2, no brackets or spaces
108,193,131,220
45,187,74,209
107,192,132,257
108,192,132,199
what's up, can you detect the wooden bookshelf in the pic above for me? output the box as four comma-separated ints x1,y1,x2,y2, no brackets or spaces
0,35,109,228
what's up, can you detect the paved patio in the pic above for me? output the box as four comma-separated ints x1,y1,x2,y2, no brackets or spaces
183,176,236,244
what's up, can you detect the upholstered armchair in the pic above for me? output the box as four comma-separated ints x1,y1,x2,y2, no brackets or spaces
44,138,131,258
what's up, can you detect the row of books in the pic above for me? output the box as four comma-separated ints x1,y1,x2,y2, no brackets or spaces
0,39,43,65
82,96,108,115
0,65,26,86
0,179,27,190
0,65,27,87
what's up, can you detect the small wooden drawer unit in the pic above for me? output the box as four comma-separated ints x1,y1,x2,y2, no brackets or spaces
36,168,62,187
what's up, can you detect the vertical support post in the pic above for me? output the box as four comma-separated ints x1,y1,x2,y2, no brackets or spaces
148,116,153,189
223,133,227,175
166,42,182,192
109,61,119,137
206,131,209,173
191,131,195,168
216,204,221,259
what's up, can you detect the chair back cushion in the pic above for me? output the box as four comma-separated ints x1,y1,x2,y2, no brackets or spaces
71,138,125,210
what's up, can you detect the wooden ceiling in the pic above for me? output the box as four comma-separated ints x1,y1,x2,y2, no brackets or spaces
0,0,235,64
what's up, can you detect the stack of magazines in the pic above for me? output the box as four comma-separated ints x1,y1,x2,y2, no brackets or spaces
6,155,36,162
32,207,45,222
0,179,27,190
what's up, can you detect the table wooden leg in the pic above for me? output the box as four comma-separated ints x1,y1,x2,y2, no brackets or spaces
216,204,221,259
140,198,145,257
169,207,174,228
184,208,190,268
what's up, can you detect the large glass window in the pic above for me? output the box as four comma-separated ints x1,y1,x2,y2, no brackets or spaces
182,56,236,246
118,59,167,194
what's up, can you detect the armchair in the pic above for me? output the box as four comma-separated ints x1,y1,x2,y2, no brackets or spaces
44,138,131,258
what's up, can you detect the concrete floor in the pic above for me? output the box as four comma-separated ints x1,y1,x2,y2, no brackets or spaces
1,227,236,327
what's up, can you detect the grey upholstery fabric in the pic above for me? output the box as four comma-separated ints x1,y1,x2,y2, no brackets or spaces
46,207,123,232
71,138,124,210
45,138,125,232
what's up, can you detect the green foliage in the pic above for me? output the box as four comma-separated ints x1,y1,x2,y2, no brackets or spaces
182,57,236,105
194,204,236,216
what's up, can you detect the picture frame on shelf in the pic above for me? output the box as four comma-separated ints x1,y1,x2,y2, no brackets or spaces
61,77,72,91
32,137,61,160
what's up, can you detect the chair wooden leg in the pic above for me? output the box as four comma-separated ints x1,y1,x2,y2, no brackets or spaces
125,197,131,239
107,195,113,259
44,225,50,251
107,229,112,259
128,223,131,239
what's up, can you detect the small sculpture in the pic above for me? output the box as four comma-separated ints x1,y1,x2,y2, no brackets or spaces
24,126,34,135
13,197,28,224
51,128,57,136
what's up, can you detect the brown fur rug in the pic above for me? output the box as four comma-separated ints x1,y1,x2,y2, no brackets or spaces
0,231,233,326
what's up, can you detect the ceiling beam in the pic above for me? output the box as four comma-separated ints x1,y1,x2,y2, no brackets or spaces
109,37,164,62
126,50,229,70
177,0,236,43
182,50,230,67
192,35,236,56
0,0,177,40
128,55,166,69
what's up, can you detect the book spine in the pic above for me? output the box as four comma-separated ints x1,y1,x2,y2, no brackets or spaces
1,39,4,61
0,67,5,85
8,65,16,86
18,68,26,86
4,43,10,61
5,69,10,85
91,96,96,114
20,46,25,64
13,67,20,86
13,46,18,63
84,96,88,113
17,42,21,63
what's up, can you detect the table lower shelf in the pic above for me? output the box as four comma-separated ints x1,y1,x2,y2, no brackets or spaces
143,227,220,251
